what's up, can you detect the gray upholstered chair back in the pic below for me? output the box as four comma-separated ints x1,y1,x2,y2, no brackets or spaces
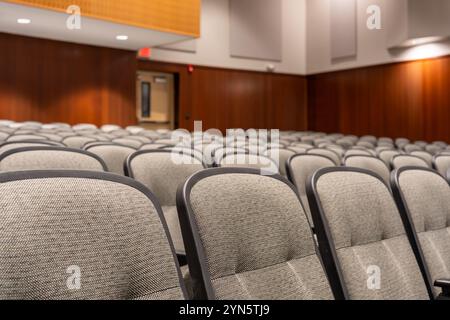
112,138,143,149
126,150,205,255
286,154,336,225
177,168,333,300
0,147,107,172
0,141,63,155
7,134,48,142
63,136,97,149
345,149,372,157
410,151,433,167
264,148,295,177
307,148,341,165
344,155,390,185
391,154,429,170
392,167,450,298
0,171,185,300
307,167,430,300
85,143,136,175
433,155,450,177
217,152,279,175
378,150,400,168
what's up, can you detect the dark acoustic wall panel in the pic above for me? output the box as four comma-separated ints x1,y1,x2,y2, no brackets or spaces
0,32,137,127
230,0,282,61
308,55,450,142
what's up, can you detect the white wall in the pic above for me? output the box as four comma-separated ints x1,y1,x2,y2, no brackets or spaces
150,0,307,75
307,0,450,74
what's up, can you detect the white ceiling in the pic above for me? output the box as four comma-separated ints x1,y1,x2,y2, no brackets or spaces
0,2,193,51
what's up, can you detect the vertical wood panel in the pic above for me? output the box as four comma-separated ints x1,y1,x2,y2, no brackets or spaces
0,33,137,127
308,56,450,142
0,33,308,132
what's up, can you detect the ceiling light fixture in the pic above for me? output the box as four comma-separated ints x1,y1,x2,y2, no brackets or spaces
17,18,31,24
116,35,128,41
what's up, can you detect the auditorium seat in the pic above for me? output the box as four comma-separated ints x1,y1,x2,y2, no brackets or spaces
345,149,373,157
176,168,334,300
72,124,98,131
84,143,136,175
112,138,143,149
378,149,401,168
343,155,390,185
392,154,430,170
7,134,49,142
0,141,65,155
391,167,450,299
0,170,186,300
125,150,205,256
63,136,97,149
217,152,278,175
286,154,336,225
432,154,450,177
264,148,295,177
410,151,433,167
307,167,430,300
306,148,341,166
0,146,107,172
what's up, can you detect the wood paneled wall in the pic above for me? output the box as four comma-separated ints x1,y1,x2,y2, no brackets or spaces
308,56,450,142
0,33,308,131
0,33,137,127
134,61,307,132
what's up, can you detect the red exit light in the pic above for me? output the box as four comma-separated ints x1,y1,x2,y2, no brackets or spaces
138,48,152,59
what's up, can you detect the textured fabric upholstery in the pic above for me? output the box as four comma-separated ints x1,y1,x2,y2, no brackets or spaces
307,149,340,165
218,153,279,175
288,155,336,225
0,175,184,300
0,132,10,141
392,155,429,169
410,151,433,167
378,150,400,167
128,152,204,254
264,148,295,177
433,155,450,176
187,173,333,300
0,142,57,155
87,145,136,175
345,149,372,157
7,135,48,142
0,149,105,172
397,169,450,297
63,136,97,149
112,138,143,149
140,143,169,150
315,171,429,299
344,156,390,185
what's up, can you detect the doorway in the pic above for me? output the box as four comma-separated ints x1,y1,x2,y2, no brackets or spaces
136,71,175,130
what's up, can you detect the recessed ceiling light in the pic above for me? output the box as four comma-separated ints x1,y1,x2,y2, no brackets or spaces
116,35,128,41
17,18,31,24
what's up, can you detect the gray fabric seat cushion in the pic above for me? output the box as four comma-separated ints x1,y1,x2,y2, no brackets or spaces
189,173,333,300
0,176,184,300
397,170,450,297
315,171,429,300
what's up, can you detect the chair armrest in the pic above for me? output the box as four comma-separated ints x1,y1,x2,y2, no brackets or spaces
434,279,450,298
